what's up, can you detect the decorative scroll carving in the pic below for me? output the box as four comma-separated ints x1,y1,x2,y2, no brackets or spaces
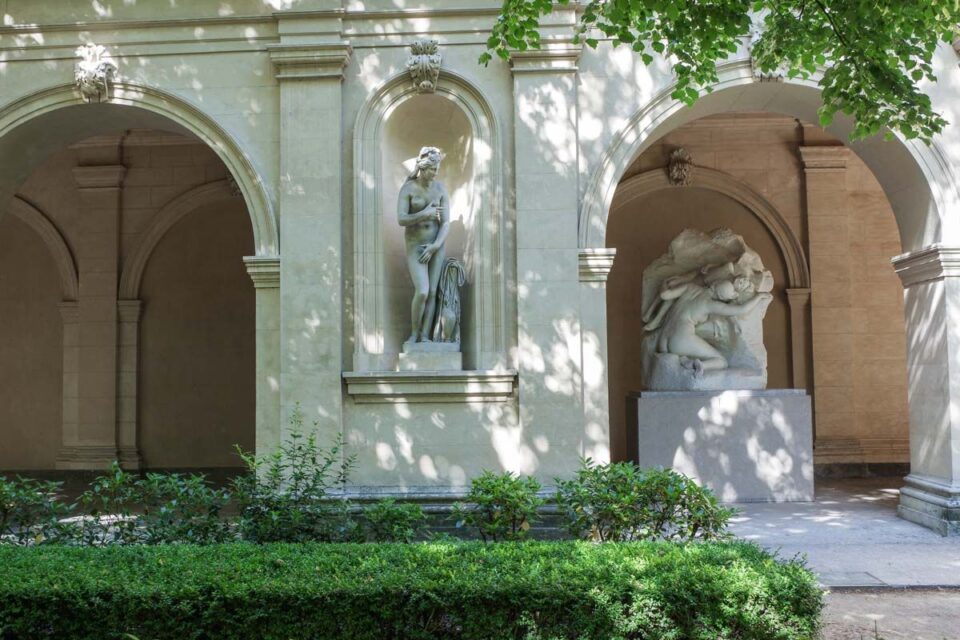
75,43,117,103
668,148,693,186
406,39,442,93
641,228,774,390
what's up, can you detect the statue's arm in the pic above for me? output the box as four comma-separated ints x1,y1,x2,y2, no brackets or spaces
429,186,452,248
708,293,771,317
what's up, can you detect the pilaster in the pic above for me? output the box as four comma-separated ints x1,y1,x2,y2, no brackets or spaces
116,300,142,469
579,249,615,464
785,287,812,390
893,245,960,535
269,40,351,445
799,145,853,460
57,161,125,469
244,256,282,456
511,40,603,473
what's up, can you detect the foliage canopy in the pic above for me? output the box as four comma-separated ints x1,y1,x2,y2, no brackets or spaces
482,1,960,141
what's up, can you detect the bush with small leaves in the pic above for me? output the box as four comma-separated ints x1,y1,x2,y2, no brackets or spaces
0,476,75,545
77,462,143,545
230,407,359,543
556,459,735,542
362,498,428,543
137,472,233,544
453,470,544,542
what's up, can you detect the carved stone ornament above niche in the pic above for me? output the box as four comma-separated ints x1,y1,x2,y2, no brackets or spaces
75,43,117,103
668,148,693,186
406,39,442,93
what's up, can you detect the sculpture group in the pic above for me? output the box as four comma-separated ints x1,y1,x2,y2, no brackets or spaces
641,228,774,391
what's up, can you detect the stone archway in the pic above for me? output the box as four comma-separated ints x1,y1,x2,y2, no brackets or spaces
578,69,960,533
0,87,278,470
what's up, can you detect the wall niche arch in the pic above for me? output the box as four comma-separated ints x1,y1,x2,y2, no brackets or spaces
352,72,505,372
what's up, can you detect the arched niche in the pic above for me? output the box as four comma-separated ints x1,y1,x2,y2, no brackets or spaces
353,72,505,371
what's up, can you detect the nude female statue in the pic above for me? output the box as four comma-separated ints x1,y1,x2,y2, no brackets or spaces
651,278,771,375
397,146,451,344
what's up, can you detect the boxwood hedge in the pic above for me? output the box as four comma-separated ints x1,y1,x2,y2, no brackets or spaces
0,541,821,640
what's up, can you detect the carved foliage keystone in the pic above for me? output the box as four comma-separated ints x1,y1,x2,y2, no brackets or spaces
668,148,693,186
406,39,442,93
75,43,117,103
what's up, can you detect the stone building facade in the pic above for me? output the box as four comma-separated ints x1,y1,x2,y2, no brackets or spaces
0,1,958,533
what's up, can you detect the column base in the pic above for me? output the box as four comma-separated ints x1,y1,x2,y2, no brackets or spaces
898,474,960,536
117,447,142,470
55,446,118,471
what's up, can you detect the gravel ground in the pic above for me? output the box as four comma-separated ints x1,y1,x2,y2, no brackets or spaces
821,589,960,639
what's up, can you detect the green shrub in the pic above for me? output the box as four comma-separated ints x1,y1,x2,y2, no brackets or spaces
0,541,823,639
362,498,428,543
230,408,359,543
556,459,736,542
136,472,233,544
0,476,75,545
76,462,143,545
453,470,544,542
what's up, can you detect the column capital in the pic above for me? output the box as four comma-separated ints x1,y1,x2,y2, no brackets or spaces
267,43,351,80
798,145,848,172
785,287,812,304
578,248,616,282
72,164,126,189
510,39,581,74
117,299,142,322
244,255,281,288
892,244,960,287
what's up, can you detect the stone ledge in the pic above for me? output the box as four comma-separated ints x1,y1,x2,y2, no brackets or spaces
578,248,616,282
342,369,517,404
892,244,960,287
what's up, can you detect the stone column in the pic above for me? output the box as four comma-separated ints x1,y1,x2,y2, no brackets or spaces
579,249,616,462
116,300,142,469
511,40,597,475
799,146,852,459
57,163,125,469
243,256,281,457
268,40,351,444
785,287,812,390
893,246,960,535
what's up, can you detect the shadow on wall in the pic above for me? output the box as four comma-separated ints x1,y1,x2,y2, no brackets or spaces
629,390,814,503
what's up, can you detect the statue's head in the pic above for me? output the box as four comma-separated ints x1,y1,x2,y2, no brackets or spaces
712,280,738,302
413,146,443,180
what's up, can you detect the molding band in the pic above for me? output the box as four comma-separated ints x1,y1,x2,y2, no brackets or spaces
244,255,281,288
578,248,616,282
343,370,517,404
268,43,352,80
892,244,960,287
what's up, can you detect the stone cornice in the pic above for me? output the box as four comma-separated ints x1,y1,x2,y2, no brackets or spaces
785,288,811,304
243,256,281,288
267,43,352,80
892,244,960,287
343,370,517,404
578,248,616,282
510,40,581,74
798,145,849,171
72,165,126,189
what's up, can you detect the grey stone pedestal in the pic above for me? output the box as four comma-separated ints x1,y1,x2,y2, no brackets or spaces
898,474,960,536
628,389,813,502
399,341,462,371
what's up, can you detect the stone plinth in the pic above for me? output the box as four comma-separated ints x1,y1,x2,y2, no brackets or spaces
399,341,462,371
628,389,813,502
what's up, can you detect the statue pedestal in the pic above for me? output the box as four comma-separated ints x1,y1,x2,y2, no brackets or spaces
627,389,813,502
399,341,462,371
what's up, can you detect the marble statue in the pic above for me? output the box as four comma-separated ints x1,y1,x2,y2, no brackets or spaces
641,228,774,390
397,146,452,346
432,257,466,343
75,43,117,103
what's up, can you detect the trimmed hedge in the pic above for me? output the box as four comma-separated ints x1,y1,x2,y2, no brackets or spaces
0,541,821,640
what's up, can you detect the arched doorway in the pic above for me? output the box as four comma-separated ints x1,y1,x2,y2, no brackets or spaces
0,94,274,472
580,72,959,533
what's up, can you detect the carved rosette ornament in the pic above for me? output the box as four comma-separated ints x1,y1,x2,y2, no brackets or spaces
406,39,442,93
75,44,117,103
668,148,693,186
